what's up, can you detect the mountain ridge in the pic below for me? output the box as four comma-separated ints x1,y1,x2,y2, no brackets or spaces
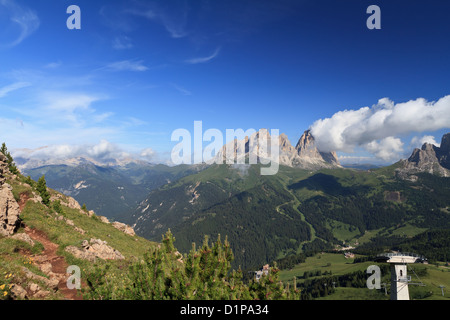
213,129,341,170
396,133,450,180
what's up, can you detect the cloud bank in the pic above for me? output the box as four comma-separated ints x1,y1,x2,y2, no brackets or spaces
13,140,158,166
310,95,450,161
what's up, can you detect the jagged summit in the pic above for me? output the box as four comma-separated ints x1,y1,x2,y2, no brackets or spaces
293,130,340,169
214,128,341,170
396,133,450,180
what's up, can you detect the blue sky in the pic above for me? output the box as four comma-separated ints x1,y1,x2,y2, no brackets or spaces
1,0,450,165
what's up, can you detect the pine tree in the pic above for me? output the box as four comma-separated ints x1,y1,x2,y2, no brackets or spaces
84,229,302,300
0,142,18,174
53,200,64,214
24,176,35,187
0,143,6,156
37,175,50,206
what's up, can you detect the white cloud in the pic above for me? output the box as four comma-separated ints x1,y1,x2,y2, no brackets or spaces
112,36,133,50
364,137,404,161
44,61,62,69
104,60,148,72
0,0,40,48
126,4,189,39
410,135,440,148
0,82,30,97
28,91,105,126
0,115,119,150
87,139,127,160
310,95,450,160
140,148,156,161
11,140,163,167
171,83,192,96
338,155,378,164
0,62,161,165
43,92,99,112
13,140,130,162
185,47,221,64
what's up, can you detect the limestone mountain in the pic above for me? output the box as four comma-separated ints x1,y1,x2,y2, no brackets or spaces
396,133,450,180
213,129,341,170
293,130,340,169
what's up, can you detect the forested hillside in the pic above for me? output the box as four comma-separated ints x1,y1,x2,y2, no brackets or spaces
128,160,450,271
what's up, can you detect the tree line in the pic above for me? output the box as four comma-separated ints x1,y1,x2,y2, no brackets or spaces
83,230,301,300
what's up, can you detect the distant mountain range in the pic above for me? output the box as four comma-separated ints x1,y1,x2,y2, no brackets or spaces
18,129,342,219
16,131,450,270
21,160,207,219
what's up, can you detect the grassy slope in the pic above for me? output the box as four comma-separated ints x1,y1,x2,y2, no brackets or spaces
0,172,158,300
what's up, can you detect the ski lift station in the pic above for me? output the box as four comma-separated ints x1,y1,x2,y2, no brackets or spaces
374,252,427,300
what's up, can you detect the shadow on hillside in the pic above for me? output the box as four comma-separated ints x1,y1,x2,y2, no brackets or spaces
288,173,366,196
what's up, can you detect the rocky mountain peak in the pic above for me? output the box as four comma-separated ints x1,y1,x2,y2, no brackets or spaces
295,129,313,146
293,130,340,168
214,129,340,170
440,133,450,152
295,130,318,156
396,132,450,180
408,143,439,165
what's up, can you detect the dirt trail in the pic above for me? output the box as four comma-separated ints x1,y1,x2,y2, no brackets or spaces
24,226,83,300
18,193,83,300
18,192,30,212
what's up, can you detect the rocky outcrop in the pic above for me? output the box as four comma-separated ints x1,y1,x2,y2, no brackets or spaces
0,184,21,236
50,193,82,212
111,221,135,236
396,133,450,180
213,129,341,170
21,266,60,291
65,238,125,262
98,216,110,224
10,232,35,246
0,153,6,186
0,154,21,236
